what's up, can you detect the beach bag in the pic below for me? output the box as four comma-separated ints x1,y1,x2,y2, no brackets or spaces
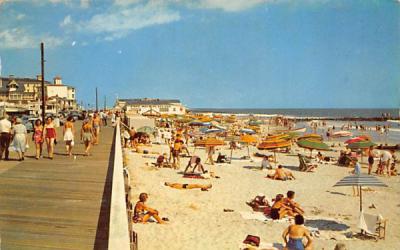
243,235,260,247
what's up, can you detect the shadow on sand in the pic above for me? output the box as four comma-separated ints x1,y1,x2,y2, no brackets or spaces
305,219,350,231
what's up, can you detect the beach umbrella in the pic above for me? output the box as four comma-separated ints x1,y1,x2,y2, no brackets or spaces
203,128,225,134
194,138,225,147
297,139,330,157
240,128,256,135
333,174,387,211
136,126,154,134
298,134,323,142
240,135,258,158
257,139,292,165
347,141,376,150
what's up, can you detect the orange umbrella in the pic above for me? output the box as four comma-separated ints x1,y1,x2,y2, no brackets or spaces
194,138,225,147
240,135,258,158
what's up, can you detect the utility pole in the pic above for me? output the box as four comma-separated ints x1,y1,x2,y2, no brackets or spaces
104,95,107,111
95,87,98,111
41,42,45,123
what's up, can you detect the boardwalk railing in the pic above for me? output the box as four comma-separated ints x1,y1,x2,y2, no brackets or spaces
108,122,131,250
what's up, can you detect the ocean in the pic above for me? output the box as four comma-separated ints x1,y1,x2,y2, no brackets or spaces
190,108,399,119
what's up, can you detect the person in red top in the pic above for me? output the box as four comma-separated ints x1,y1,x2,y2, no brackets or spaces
43,117,56,159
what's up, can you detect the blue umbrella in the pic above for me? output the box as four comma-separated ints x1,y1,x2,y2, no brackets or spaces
204,128,224,134
240,128,256,135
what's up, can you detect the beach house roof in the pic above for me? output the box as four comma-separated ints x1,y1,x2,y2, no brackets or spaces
0,76,51,93
121,98,181,105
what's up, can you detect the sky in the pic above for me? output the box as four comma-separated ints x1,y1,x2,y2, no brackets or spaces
0,0,399,109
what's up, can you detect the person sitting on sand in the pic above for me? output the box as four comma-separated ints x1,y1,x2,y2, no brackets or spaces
390,163,397,176
152,153,169,168
282,214,313,250
216,152,228,163
164,182,212,191
267,165,295,181
284,191,305,215
261,155,272,170
133,193,165,224
246,193,270,212
316,151,323,163
271,194,296,220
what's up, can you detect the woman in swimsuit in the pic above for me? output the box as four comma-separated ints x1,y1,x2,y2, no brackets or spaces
271,194,296,220
32,119,43,160
367,146,375,175
164,182,212,191
282,215,313,250
133,193,165,224
63,116,75,157
81,119,94,156
43,117,56,159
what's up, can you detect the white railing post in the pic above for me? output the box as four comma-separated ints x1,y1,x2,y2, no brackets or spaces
108,122,131,250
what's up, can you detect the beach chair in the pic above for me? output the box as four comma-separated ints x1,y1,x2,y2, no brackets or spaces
298,154,317,172
358,211,387,240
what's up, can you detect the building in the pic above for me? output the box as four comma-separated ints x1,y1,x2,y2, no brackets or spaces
116,98,187,116
0,75,77,115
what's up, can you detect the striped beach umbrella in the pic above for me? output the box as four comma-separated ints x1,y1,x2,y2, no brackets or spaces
334,174,387,211
240,128,256,135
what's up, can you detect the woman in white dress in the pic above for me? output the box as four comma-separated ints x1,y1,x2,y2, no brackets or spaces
63,116,75,157
11,118,27,161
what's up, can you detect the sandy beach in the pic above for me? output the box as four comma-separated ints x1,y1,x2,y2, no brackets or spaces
125,131,400,250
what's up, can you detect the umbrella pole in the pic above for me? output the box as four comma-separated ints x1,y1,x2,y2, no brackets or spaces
360,186,363,212
247,145,250,158
230,148,233,164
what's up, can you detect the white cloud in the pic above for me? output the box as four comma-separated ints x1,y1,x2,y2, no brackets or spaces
74,2,180,41
71,41,76,46
80,0,90,8
60,15,72,27
0,28,64,49
16,13,26,20
193,0,271,12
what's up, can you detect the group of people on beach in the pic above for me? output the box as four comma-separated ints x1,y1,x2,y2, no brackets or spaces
0,110,118,161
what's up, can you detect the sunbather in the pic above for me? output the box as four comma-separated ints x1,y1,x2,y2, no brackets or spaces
267,165,295,180
246,193,270,212
270,194,296,220
284,191,304,215
216,153,228,163
164,182,212,191
282,214,313,250
133,193,165,224
152,153,169,168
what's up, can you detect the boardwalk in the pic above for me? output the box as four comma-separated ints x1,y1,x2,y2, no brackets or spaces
0,122,115,249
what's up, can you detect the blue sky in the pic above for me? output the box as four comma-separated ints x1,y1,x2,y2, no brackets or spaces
0,0,399,109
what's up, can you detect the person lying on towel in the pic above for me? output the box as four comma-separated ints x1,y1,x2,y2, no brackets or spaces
133,193,166,224
247,193,271,212
267,165,295,181
164,182,212,191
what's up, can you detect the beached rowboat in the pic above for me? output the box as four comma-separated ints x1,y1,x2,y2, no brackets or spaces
331,131,353,137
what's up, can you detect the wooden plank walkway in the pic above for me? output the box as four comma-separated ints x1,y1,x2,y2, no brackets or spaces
0,122,115,250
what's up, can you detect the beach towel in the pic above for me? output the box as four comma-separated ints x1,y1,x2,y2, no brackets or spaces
239,211,290,223
239,242,278,250
183,173,205,179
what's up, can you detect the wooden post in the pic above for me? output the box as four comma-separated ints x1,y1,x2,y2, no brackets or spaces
40,43,45,123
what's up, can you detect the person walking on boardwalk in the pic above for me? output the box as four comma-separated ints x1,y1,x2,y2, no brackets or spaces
32,119,44,160
11,118,27,161
43,117,57,160
92,112,101,145
63,116,75,157
0,114,12,161
81,119,94,156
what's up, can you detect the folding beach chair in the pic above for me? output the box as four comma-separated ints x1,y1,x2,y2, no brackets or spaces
358,211,387,240
298,154,317,172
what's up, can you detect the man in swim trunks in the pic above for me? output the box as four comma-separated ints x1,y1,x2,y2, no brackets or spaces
284,191,304,215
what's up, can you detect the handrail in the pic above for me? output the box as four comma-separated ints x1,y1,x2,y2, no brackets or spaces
108,122,130,250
